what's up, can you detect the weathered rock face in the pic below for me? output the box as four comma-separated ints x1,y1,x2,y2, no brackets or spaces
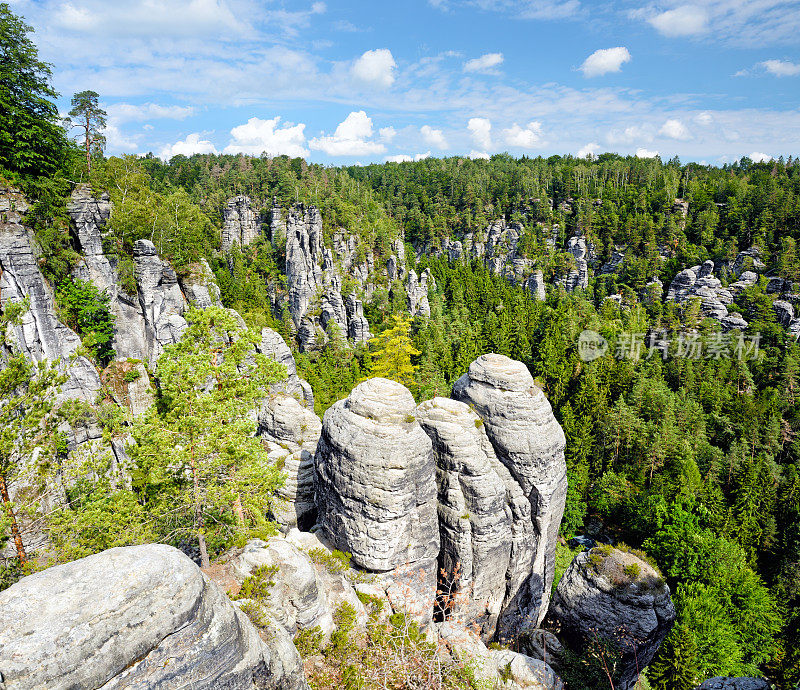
346,292,371,344
696,679,770,690
731,246,766,277
67,185,152,362
257,328,314,409
528,270,546,301
558,234,590,292
181,259,223,308
416,397,514,640
0,544,306,690
222,195,261,252
666,261,739,325
315,377,439,621
407,267,435,317
258,393,321,529
0,187,101,402
550,548,676,690
284,205,324,331
452,354,567,633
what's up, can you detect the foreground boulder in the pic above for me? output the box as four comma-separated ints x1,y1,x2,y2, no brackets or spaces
549,547,676,690
453,354,567,634
315,377,439,622
0,544,306,689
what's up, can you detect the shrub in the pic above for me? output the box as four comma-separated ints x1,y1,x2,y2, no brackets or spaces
308,547,352,574
294,625,325,657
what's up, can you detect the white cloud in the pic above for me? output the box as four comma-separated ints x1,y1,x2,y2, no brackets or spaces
695,111,714,126
464,52,504,73
421,125,448,149
659,118,691,140
379,126,397,142
579,47,631,77
503,121,543,148
309,111,386,156
160,133,218,159
106,103,195,123
436,1,581,20
761,59,800,76
351,49,397,88
469,150,490,160
636,147,659,158
750,151,773,162
577,142,599,158
647,5,708,37
223,117,308,157
467,117,492,149
606,125,652,145
385,151,431,162
102,123,139,152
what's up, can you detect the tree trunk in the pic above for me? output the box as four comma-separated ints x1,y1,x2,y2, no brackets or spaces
0,472,27,564
190,452,210,568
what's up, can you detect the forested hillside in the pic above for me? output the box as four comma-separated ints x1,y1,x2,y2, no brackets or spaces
2,3,800,687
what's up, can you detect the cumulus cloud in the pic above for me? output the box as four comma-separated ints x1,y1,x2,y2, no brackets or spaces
636,147,659,158
503,121,543,148
469,150,490,160
577,142,600,158
223,117,308,157
647,5,708,37
605,125,652,145
579,47,631,77
352,49,397,88
421,125,448,149
385,151,431,162
160,132,218,159
309,111,386,156
695,111,714,126
467,117,492,149
464,52,504,73
659,118,691,140
379,126,397,142
761,59,800,76
750,151,773,162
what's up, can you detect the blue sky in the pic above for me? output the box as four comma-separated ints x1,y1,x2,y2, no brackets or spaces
9,0,800,163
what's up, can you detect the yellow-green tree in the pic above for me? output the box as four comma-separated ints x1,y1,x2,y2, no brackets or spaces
368,314,420,388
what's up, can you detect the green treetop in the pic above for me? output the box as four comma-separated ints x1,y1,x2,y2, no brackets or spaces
368,313,420,389
66,90,106,173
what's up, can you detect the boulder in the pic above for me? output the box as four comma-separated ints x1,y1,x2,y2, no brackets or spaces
773,299,794,328
0,544,306,689
452,354,567,633
549,548,676,690
416,397,513,639
315,377,439,622
489,649,564,690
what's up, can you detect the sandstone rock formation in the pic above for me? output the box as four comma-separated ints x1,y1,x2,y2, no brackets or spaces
181,258,223,308
452,354,567,633
0,543,306,689
416,396,514,639
666,260,737,325
557,234,590,292
696,679,770,690
257,328,314,409
528,269,546,301
222,195,261,252
406,267,434,317
0,186,101,402
258,393,321,529
133,238,189,367
550,547,676,690
315,377,439,621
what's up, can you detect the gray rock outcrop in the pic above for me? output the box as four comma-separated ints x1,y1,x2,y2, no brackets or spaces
528,270,546,301
315,377,439,621
284,205,324,331
666,261,737,324
0,187,101,402
416,397,513,639
67,185,152,362
133,239,188,367
258,393,321,529
257,328,314,409
407,267,435,317
181,259,223,308
346,292,371,344
558,234,590,291
222,195,261,252
696,679,770,690
550,548,676,690
452,354,567,633
0,543,306,689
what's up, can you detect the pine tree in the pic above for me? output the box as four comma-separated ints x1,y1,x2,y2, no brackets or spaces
648,623,701,690
66,90,106,173
368,314,420,388
129,307,285,567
